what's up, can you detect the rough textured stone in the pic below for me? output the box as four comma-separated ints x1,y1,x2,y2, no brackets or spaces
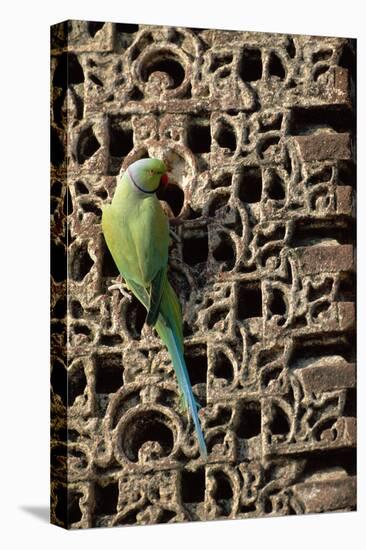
295,132,352,161
50,20,356,529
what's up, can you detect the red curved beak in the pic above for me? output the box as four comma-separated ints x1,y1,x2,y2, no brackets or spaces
160,173,169,188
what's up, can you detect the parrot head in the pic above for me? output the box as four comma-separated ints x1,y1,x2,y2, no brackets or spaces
126,157,168,195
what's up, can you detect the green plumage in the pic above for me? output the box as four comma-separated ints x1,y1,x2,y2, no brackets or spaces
101,158,207,458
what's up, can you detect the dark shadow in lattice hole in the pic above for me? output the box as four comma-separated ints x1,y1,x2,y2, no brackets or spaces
181,468,205,503
89,73,103,87
209,53,233,73
185,345,207,385
289,105,354,135
290,219,353,247
122,411,174,462
269,288,287,316
291,335,355,366
268,52,286,79
267,170,285,200
187,121,211,153
53,52,84,87
51,242,66,282
99,334,123,346
344,387,357,418
96,188,108,200
87,21,105,37
213,232,235,271
68,361,87,405
259,136,280,160
270,404,290,436
80,200,102,218
213,351,233,382
77,126,100,164
69,242,94,282
207,406,232,428
126,296,146,339
260,113,283,132
108,119,133,157
217,121,236,152
337,272,356,302
240,502,256,514
207,307,229,330
208,432,226,454
142,53,185,89
258,345,285,367
238,166,262,203
213,471,233,516
208,193,230,216
115,22,139,34
237,282,262,319
308,277,333,302
52,180,63,197
116,509,139,525
257,226,286,248
94,482,119,515
182,232,208,266
339,40,357,85
300,448,356,480
238,47,262,82
68,491,83,524
53,297,66,319
261,366,284,389
322,46,339,70
94,353,123,393
307,166,332,185
51,358,67,406
51,127,64,167
286,37,296,59
51,444,66,473
55,485,67,526
235,401,261,438
157,510,176,523
73,324,91,337
129,86,144,101
74,180,89,195
51,321,65,338
212,172,232,188
100,234,119,277
157,182,184,217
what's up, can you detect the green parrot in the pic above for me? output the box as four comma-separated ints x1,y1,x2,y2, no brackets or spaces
101,157,207,458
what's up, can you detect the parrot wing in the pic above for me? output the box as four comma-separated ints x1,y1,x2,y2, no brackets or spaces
129,196,170,325
145,266,167,326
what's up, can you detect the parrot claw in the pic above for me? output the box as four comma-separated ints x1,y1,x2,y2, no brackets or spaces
107,279,132,301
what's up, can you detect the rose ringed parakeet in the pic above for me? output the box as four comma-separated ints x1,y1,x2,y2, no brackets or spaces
101,157,207,458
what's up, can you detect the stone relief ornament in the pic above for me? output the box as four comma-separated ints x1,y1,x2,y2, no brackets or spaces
51,20,356,528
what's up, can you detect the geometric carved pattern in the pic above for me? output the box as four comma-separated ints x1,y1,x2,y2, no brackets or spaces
50,20,356,528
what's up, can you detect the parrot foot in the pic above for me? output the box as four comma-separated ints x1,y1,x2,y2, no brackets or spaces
108,279,132,301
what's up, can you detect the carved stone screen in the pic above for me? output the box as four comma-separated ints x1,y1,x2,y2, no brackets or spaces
50,20,356,529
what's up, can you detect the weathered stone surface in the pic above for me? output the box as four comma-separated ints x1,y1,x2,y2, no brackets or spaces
293,477,356,513
297,244,354,274
50,20,356,529
295,132,352,161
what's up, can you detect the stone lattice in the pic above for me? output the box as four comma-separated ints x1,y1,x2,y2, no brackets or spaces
50,20,356,529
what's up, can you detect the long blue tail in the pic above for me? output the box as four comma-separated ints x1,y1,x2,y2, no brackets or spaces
125,277,207,458
157,321,207,458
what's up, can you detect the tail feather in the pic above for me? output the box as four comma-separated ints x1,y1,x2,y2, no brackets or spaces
156,320,207,458
124,277,207,458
